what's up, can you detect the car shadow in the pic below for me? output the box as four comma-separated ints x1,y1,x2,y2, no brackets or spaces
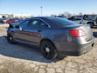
0,36,59,63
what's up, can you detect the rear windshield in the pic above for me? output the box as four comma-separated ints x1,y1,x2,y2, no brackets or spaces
43,17,82,28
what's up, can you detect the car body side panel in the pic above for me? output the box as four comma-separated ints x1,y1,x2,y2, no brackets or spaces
40,29,72,51
40,26,94,54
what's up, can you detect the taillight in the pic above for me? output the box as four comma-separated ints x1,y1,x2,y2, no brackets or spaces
69,29,85,37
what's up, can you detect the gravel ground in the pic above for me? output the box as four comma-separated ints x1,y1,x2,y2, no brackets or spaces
0,28,97,73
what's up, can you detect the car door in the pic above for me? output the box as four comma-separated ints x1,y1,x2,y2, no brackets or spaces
13,20,30,42
24,19,49,45
14,18,49,45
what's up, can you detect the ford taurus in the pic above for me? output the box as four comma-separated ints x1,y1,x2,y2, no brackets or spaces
7,17,94,60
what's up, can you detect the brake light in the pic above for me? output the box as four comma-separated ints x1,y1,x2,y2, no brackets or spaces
69,29,85,37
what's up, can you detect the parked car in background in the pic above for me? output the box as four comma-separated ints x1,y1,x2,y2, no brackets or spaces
68,16,88,24
6,18,19,24
83,15,97,27
69,15,97,28
0,18,7,24
9,18,29,29
7,17,94,60
0,18,4,24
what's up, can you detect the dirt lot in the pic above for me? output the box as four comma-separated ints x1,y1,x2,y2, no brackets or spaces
0,27,97,73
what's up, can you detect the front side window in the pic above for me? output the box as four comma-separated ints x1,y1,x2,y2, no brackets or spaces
28,19,49,28
28,20,40,28
20,20,29,28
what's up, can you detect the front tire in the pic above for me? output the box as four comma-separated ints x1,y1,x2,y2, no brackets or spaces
40,40,58,60
7,35,15,44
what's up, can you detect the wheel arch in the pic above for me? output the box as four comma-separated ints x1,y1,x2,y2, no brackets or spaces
40,38,56,48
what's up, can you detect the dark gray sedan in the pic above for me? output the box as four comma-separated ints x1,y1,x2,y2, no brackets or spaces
7,17,94,60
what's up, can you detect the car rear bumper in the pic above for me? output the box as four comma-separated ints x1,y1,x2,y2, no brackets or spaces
75,42,94,56
78,42,94,55
58,39,95,56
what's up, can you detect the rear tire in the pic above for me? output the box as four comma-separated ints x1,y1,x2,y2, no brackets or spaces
40,40,58,60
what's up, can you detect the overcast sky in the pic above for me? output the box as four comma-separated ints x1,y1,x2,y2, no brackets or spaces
0,0,97,16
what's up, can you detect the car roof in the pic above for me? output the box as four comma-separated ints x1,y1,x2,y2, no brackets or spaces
32,16,56,19
32,17,81,28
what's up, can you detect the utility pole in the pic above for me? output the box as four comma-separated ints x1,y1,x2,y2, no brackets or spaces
40,6,43,16
40,0,43,16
